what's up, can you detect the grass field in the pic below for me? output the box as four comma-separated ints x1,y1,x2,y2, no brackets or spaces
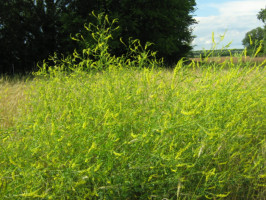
190,56,266,64
0,14,265,199
0,63,265,199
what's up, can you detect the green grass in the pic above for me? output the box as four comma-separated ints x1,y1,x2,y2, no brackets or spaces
1,65,265,199
0,13,265,199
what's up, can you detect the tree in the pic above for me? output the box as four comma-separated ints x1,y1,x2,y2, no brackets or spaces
257,7,266,54
0,0,62,74
242,27,264,55
0,0,78,74
242,8,266,56
257,7,266,23
0,0,31,73
57,0,197,63
101,0,197,62
0,0,197,74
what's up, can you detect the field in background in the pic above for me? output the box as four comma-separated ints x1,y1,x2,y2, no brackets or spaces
190,56,266,64
0,64,265,199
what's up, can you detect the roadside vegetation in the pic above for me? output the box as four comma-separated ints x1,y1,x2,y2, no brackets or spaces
0,13,265,199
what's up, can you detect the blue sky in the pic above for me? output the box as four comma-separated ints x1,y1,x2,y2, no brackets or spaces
192,0,265,50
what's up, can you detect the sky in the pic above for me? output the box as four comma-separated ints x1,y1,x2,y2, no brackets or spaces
192,0,265,50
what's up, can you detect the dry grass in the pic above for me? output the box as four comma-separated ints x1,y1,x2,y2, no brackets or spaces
0,77,30,129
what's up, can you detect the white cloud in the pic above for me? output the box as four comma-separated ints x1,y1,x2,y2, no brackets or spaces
193,0,265,50
215,1,265,16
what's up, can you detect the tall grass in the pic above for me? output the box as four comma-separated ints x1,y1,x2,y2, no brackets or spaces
0,13,265,199
0,76,30,129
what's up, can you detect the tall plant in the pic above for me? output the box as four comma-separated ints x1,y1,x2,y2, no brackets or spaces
36,12,163,76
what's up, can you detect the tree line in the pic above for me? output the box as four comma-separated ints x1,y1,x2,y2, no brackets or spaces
0,0,197,74
190,49,245,58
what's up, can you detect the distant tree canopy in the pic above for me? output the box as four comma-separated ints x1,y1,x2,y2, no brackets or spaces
190,49,244,58
242,7,266,56
0,0,197,74
242,27,264,55
257,7,266,54
257,7,266,23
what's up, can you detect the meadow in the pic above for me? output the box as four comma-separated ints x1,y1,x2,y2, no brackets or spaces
0,13,265,199
190,56,266,65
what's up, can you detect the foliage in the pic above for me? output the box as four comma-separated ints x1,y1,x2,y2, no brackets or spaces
96,0,197,63
36,12,163,76
0,0,196,74
0,0,68,74
242,7,266,56
242,27,264,56
257,7,266,54
257,7,266,23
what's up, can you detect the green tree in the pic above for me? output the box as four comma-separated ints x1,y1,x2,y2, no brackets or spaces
0,0,76,74
257,7,266,54
0,0,197,74
103,0,197,62
0,0,62,73
58,0,197,63
257,7,266,22
0,0,30,73
242,8,266,56
242,27,264,56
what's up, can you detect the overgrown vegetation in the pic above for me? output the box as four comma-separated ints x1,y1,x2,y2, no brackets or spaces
0,13,265,199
